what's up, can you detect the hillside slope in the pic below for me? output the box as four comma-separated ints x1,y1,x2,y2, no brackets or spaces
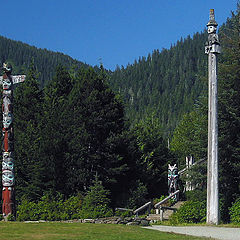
109,31,208,135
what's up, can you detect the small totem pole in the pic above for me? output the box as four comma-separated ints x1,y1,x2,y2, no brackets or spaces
168,164,179,200
205,9,221,225
185,156,195,191
1,63,25,220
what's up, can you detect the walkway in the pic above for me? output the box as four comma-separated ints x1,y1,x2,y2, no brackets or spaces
144,225,240,240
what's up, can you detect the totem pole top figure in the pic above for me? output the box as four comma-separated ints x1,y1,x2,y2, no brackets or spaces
205,9,221,54
3,63,12,74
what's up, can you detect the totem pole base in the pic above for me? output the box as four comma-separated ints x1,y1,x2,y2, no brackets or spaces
2,187,15,221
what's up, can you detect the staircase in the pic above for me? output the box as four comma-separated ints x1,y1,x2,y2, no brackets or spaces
147,200,185,221
162,201,185,220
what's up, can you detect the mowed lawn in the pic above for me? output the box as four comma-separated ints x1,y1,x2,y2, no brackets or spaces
0,222,211,240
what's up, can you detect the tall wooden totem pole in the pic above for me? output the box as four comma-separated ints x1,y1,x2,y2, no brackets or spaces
205,9,221,225
1,63,25,220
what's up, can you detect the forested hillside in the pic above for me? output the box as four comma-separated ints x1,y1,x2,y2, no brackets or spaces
0,35,89,87
109,32,208,135
0,31,209,135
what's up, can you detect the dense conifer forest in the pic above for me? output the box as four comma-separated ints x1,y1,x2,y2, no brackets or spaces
109,31,208,135
0,5,240,223
0,35,89,87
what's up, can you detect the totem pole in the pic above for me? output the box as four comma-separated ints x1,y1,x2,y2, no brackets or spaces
185,156,195,191
1,63,25,220
205,9,221,225
168,164,179,200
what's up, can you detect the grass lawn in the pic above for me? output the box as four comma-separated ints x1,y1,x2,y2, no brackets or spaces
0,222,211,240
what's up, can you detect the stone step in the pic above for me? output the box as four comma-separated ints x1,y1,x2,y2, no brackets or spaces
147,214,161,221
147,201,186,221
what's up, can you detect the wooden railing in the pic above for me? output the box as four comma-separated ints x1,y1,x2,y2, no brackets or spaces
179,158,206,175
133,201,152,216
154,190,180,209
115,207,133,212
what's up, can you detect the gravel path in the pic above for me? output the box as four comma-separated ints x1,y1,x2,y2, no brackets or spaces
144,225,240,240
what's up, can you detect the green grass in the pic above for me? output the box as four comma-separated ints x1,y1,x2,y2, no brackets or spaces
0,222,211,240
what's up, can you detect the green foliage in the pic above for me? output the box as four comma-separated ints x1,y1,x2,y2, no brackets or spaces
185,189,206,202
14,61,45,201
80,178,113,219
110,32,208,135
217,5,240,221
170,201,206,224
127,180,148,209
129,114,174,197
7,214,15,221
114,210,133,218
229,198,240,224
153,195,175,207
0,35,88,87
17,193,83,221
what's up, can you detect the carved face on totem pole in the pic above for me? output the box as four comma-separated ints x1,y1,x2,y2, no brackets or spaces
3,151,13,161
205,9,221,55
2,161,14,171
2,78,12,90
3,113,13,129
168,164,178,197
2,170,14,186
207,25,217,34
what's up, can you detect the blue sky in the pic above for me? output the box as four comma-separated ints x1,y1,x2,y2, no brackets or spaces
1,0,238,70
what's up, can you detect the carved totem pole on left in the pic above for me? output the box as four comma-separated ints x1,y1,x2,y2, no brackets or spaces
2,63,15,219
1,63,25,220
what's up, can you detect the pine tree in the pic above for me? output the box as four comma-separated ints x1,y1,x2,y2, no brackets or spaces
14,62,44,201
40,65,73,194
218,5,240,221
63,67,129,199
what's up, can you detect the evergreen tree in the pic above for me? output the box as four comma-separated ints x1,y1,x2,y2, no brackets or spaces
14,62,44,201
130,114,174,197
40,65,73,194
218,5,240,220
63,67,129,200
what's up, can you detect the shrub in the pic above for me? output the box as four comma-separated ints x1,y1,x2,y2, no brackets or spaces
170,200,206,224
185,189,207,202
80,179,113,219
115,209,133,218
17,192,83,221
17,199,39,221
64,194,83,219
229,198,240,224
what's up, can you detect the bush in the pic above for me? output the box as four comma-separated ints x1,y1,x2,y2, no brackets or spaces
185,189,207,202
80,179,113,219
115,209,133,218
229,198,240,224
17,192,83,221
170,200,206,224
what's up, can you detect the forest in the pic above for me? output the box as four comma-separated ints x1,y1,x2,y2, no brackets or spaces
0,5,240,223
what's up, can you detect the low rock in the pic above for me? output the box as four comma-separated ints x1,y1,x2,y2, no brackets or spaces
126,221,139,226
83,219,95,223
